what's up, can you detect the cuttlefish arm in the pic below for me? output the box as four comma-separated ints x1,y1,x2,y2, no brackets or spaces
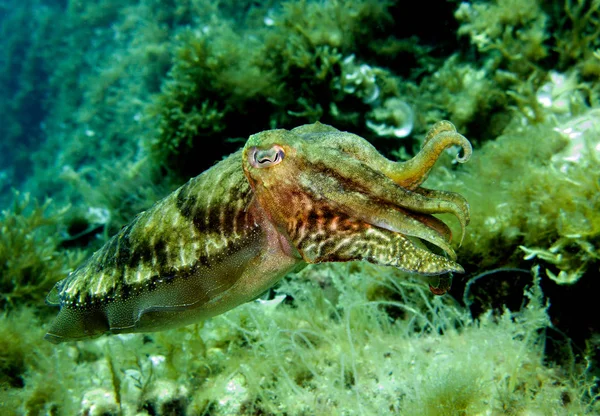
287,121,471,244
390,120,472,189
298,120,472,190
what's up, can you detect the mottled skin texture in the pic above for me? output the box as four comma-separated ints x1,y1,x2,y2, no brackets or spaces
44,121,471,343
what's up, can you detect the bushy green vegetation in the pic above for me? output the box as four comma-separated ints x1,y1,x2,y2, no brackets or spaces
0,192,85,310
1,264,597,414
425,109,600,285
149,0,398,177
403,0,600,141
408,0,600,287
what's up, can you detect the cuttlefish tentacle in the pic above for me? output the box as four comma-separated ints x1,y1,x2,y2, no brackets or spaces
294,123,471,246
336,202,457,260
399,208,453,243
303,147,469,225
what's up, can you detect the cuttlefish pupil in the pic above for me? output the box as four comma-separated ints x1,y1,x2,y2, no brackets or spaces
44,121,472,344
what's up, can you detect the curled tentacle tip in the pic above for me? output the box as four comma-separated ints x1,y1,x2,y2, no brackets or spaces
455,137,473,164
455,154,470,164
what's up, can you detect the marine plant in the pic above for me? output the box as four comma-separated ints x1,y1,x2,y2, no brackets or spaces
0,192,85,310
149,0,398,178
451,110,599,284
2,264,598,414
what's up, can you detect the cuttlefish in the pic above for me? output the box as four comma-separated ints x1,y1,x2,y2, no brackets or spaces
45,121,472,343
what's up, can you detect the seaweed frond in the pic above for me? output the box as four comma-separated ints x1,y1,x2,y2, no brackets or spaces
0,191,85,310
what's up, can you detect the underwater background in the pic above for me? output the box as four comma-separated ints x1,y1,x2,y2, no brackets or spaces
1,0,600,414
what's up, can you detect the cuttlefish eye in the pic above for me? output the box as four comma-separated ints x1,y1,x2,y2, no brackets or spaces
248,145,285,168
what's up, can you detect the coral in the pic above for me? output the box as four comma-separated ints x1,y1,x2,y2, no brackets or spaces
0,192,85,310
337,54,381,104
535,71,580,114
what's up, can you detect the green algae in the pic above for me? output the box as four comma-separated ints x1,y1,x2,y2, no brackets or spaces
1,264,597,414
0,192,86,311
149,0,397,178
423,111,600,284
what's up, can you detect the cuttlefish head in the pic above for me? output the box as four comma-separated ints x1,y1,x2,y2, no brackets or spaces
242,121,471,276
